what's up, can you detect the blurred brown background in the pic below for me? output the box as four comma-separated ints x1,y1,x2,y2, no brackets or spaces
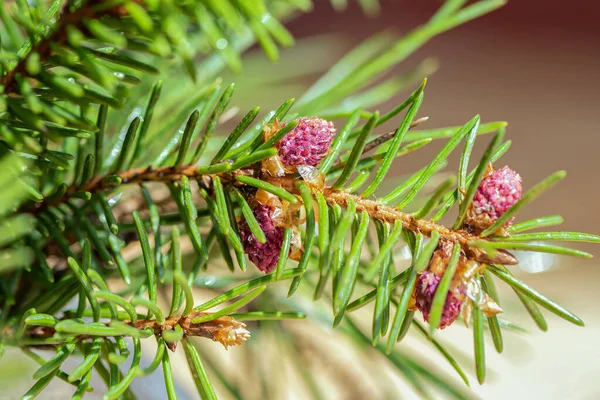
284,1,600,398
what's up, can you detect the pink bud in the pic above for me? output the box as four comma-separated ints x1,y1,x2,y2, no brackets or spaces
240,204,284,273
277,117,335,167
469,166,522,229
415,271,464,329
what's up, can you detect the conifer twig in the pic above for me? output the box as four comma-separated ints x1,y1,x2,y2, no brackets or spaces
23,311,250,350
28,162,517,266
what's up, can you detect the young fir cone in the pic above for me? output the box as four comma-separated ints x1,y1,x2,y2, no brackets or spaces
411,241,504,329
263,117,335,176
277,116,335,167
412,241,467,329
239,203,285,273
466,165,522,232
239,190,302,273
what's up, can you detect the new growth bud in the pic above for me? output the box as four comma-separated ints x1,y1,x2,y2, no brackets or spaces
413,241,466,329
277,117,335,168
415,271,465,329
240,204,285,273
467,166,522,231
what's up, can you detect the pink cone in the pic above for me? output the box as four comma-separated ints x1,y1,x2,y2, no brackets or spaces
277,117,335,167
471,166,522,228
240,204,284,273
415,271,464,329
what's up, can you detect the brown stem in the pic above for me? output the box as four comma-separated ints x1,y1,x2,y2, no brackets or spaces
322,189,516,264
30,164,207,211
30,162,516,265
324,188,472,244
268,176,517,265
35,163,452,242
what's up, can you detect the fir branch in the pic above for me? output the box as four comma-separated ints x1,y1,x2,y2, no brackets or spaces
23,311,251,350
27,155,519,269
